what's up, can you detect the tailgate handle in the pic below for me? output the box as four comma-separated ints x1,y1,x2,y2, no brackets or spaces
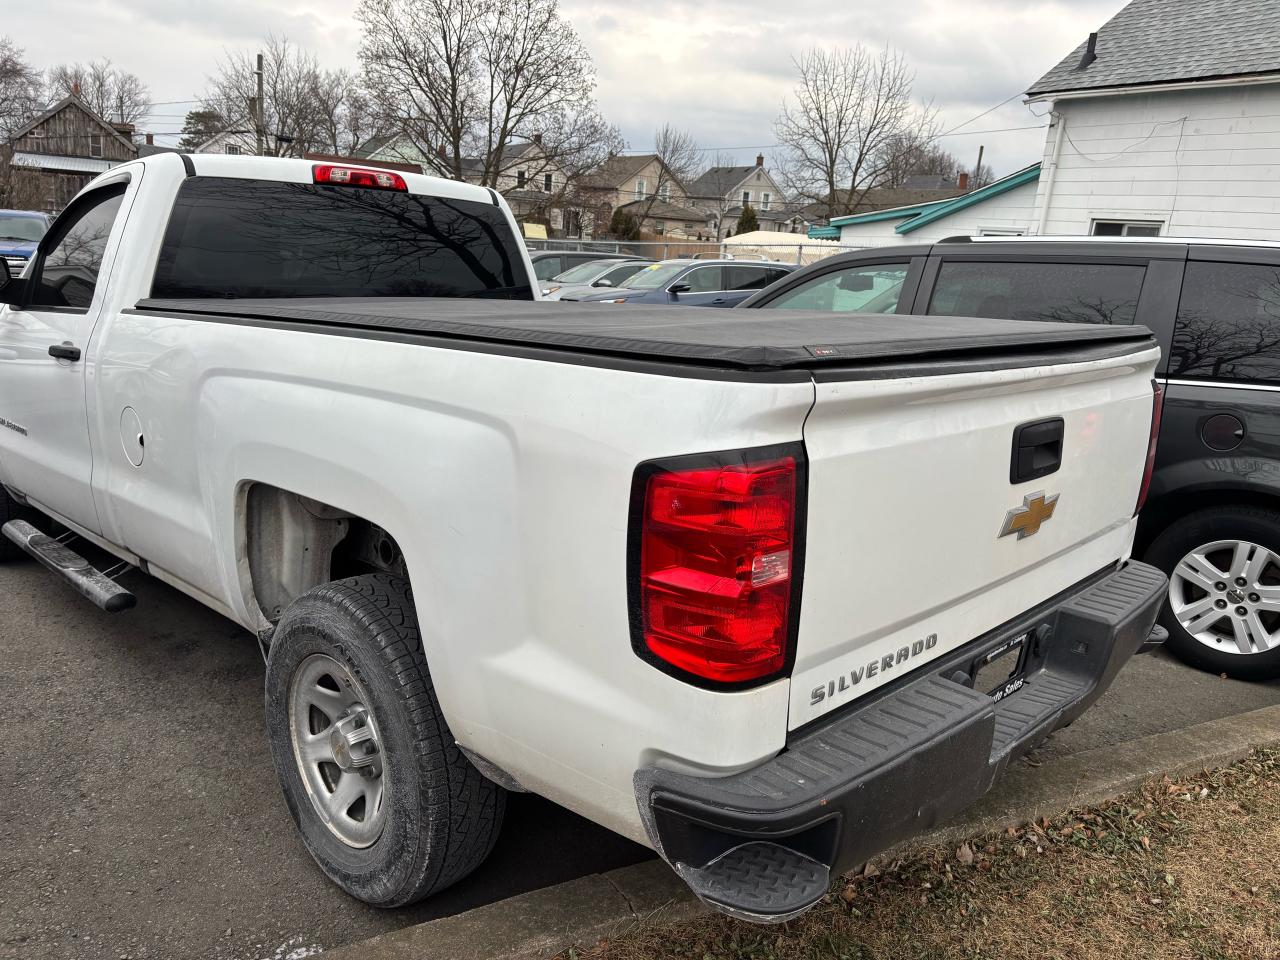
1011,417,1063,484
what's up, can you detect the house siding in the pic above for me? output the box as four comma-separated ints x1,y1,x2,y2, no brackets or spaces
1033,83,1280,238
836,180,1039,245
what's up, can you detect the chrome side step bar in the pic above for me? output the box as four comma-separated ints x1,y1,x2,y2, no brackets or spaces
2,519,137,612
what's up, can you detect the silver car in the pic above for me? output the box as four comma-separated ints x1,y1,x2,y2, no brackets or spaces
541,258,652,301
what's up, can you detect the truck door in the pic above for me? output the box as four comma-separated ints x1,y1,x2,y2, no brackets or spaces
0,181,132,535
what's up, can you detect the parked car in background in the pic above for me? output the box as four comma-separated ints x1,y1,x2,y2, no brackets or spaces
567,258,796,307
0,210,50,278
742,235,1280,681
541,257,652,300
528,249,619,282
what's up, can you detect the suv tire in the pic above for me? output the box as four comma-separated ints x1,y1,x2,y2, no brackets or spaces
264,573,505,906
1145,506,1280,681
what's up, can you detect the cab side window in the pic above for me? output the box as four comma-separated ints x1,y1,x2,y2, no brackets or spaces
32,185,127,310
1171,261,1280,382
927,260,1145,325
761,262,908,313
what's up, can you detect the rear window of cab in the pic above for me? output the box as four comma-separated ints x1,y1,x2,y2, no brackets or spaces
152,176,533,300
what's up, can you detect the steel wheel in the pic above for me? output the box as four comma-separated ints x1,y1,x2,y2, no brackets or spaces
1169,539,1280,656
287,653,387,848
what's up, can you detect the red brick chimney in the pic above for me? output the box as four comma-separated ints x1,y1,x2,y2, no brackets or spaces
72,80,81,96
532,132,542,146
145,132,154,146
958,172,970,191
755,153,764,168
437,144,447,160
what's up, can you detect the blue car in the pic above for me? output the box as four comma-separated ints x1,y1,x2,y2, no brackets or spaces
566,258,796,308
0,209,50,277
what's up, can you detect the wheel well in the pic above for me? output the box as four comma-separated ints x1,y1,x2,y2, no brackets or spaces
242,483,407,624
1136,486,1280,556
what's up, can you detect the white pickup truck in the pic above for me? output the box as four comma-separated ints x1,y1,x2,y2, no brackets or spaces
0,154,1168,922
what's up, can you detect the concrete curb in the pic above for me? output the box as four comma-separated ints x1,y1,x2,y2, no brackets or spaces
322,704,1280,960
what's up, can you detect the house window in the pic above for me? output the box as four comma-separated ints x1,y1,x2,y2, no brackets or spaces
659,183,670,201
742,190,751,205
517,170,527,188
225,144,242,156
761,192,771,211
544,173,553,192
653,221,665,235
88,134,103,158
635,178,647,200
1091,219,1163,237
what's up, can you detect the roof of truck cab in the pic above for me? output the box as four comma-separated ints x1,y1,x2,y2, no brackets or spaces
133,297,1156,374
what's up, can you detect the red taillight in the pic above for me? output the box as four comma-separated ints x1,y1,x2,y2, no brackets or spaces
313,164,408,192
1135,380,1164,516
631,448,803,686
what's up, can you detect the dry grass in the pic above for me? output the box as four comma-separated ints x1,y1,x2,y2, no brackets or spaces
563,750,1280,960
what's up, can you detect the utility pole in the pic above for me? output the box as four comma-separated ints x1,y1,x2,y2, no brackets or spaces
973,144,985,189
254,52,265,156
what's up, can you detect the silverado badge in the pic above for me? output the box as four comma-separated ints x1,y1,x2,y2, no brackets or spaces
999,491,1059,540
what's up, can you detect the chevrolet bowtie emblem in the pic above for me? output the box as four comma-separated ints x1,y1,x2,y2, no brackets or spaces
999,492,1059,540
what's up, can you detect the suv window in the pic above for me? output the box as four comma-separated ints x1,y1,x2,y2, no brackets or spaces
1171,261,1280,382
928,260,1145,325
760,262,908,313
32,185,127,310
683,266,723,293
533,256,562,280
153,177,533,300
726,266,775,291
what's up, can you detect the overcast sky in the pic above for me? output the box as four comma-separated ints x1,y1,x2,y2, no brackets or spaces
11,0,1128,177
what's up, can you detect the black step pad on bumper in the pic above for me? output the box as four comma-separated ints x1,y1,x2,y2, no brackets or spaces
636,561,1166,922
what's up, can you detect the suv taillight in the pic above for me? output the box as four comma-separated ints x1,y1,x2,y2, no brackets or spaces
1135,380,1164,516
629,446,804,687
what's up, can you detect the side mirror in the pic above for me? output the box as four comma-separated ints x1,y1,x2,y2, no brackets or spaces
837,272,875,292
669,282,691,294
594,278,613,288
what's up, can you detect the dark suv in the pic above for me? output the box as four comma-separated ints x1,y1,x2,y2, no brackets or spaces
741,236,1280,680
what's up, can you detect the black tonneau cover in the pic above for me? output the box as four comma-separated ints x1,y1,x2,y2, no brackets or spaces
135,297,1156,371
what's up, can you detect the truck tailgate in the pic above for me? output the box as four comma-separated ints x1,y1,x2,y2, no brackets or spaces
792,346,1160,729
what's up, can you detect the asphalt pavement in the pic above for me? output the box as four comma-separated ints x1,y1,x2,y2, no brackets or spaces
3,558,1278,960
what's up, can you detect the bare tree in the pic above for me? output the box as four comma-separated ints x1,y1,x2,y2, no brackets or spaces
630,124,699,232
0,38,44,139
47,59,151,124
774,45,940,216
357,0,618,195
310,69,383,155
202,35,335,156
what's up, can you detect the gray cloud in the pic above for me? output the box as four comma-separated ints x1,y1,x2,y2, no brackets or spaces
10,0,1127,171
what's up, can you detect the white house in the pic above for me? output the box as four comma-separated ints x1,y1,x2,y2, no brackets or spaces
1026,0,1280,240
817,164,1040,245
193,129,257,156
822,0,1280,246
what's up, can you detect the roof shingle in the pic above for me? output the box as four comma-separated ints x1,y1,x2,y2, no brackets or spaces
1028,0,1280,96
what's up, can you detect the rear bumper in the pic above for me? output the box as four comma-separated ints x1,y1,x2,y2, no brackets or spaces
634,560,1167,922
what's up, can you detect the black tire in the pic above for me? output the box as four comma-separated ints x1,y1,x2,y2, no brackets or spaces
0,487,31,562
264,573,505,907
1144,505,1280,681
